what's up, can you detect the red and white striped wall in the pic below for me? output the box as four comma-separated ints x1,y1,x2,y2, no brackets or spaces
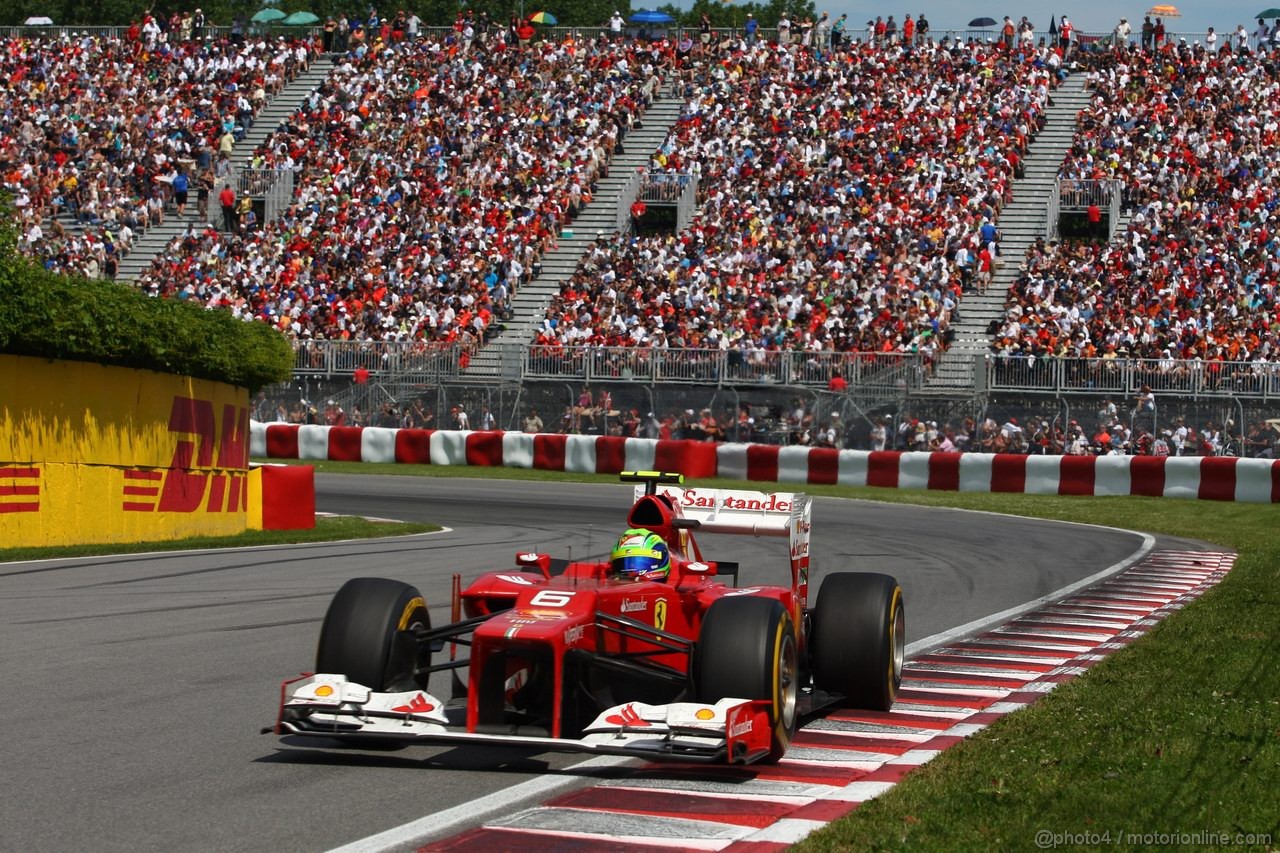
420,551,1236,852
250,423,1280,503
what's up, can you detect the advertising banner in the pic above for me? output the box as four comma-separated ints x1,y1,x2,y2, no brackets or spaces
0,356,250,547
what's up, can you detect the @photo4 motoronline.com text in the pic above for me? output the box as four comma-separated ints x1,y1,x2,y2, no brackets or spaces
1034,828,1272,848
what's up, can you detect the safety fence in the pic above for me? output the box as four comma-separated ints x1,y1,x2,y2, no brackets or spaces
262,375,867,445
250,422,1280,503
521,347,924,390
985,356,1280,401
291,340,461,379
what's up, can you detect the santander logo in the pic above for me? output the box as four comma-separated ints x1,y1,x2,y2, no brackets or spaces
729,716,754,738
665,488,792,513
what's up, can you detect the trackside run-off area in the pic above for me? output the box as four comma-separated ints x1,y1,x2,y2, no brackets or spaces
402,551,1236,851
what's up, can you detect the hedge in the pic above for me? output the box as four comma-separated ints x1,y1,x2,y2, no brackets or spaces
0,207,293,392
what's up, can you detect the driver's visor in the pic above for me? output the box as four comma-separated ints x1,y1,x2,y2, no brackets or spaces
611,554,660,575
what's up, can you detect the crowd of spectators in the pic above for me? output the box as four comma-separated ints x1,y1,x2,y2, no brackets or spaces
11,16,1280,427
2,23,316,280
130,29,667,360
533,35,1058,370
994,42,1280,377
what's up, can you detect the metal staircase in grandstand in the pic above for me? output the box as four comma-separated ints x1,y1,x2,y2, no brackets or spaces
462,94,689,382
926,72,1095,392
103,60,336,283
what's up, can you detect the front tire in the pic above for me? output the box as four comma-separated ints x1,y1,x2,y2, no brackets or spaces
694,596,799,763
811,572,904,710
316,577,431,692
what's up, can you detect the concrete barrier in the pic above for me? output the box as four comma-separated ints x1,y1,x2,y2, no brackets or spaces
249,422,1280,504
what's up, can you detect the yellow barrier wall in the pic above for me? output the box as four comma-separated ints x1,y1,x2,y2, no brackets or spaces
0,355,250,547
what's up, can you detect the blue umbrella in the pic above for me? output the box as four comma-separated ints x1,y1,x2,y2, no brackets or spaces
630,9,675,24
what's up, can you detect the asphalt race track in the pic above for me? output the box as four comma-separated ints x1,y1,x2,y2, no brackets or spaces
0,475,1196,852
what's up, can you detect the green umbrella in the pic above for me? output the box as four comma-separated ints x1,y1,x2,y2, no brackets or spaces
251,7,287,22
1257,7,1280,16
282,11,321,24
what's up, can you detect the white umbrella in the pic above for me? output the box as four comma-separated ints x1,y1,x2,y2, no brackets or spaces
24,16,55,25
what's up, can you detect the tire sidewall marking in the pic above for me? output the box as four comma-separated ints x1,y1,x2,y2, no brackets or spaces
398,596,426,630
887,586,902,702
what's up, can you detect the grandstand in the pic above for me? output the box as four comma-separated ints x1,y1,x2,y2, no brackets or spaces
5,21,1277,457
4,31,319,281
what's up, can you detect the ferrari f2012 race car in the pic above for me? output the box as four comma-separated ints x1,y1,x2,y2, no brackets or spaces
271,472,904,764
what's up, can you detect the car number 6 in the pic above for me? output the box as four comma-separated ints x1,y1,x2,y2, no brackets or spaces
530,590,575,607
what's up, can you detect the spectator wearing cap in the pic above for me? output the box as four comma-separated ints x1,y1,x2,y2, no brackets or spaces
1113,18,1131,51
814,12,831,48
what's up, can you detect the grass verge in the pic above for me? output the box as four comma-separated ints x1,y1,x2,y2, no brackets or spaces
0,515,439,564
795,494,1280,852
268,459,1279,847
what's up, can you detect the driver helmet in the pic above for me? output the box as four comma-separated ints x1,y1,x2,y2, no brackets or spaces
609,528,670,582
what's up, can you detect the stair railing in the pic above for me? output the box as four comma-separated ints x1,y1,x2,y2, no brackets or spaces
233,167,297,226
615,168,645,233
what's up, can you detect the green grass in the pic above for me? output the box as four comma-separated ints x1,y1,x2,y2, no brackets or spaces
0,515,439,564
268,459,1280,847
795,493,1280,852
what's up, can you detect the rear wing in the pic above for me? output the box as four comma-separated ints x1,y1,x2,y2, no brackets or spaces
635,484,812,609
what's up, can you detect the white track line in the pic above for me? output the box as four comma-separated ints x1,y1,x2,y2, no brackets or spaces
904,531,1155,657
330,528,1157,853
326,755,633,853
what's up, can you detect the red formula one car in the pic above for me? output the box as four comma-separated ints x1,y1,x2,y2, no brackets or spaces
272,472,904,764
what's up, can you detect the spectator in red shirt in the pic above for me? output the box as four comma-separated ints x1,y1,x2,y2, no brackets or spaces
219,184,237,232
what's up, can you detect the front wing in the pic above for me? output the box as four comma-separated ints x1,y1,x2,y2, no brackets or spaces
271,674,774,764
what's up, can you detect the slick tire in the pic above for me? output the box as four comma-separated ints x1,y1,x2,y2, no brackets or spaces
694,596,798,763
316,577,431,692
811,572,904,711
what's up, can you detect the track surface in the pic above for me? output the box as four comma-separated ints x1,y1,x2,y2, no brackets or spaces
0,476,1175,851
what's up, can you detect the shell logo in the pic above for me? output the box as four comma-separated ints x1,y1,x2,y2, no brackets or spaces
695,708,716,721
314,685,334,697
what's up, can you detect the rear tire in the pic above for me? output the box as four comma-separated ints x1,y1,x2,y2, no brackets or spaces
316,577,431,692
694,596,798,763
811,573,904,710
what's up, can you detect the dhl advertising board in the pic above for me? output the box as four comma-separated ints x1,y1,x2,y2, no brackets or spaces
1,355,251,547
